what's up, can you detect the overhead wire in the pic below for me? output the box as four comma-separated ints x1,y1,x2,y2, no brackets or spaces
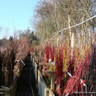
50,15,96,40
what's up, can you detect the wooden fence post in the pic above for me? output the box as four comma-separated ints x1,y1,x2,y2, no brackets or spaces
68,15,74,57
46,90,49,96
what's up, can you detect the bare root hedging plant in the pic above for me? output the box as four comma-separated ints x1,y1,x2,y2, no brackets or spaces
43,41,93,96
13,36,30,77
86,45,96,92
0,36,30,87
30,45,45,64
0,52,4,85
1,40,17,86
55,46,63,96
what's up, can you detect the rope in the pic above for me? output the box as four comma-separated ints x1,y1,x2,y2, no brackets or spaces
50,15,96,40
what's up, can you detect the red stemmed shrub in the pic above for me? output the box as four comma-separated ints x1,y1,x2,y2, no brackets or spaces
63,47,90,96
63,61,84,96
45,42,50,63
67,56,74,76
50,45,55,62
55,48,63,96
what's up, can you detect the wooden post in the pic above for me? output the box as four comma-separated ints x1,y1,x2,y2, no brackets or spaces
71,32,75,49
51,75,55,90
68,15,74,57
46,90,49,96
68,15,71,42
81,16,85,48
38,70,41,88
45,71,55,91
43,65,45,75
89,26,92,45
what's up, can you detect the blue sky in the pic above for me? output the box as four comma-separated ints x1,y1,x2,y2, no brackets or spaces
0,0,39,39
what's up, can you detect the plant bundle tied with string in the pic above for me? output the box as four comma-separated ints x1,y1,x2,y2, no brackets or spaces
45,42,50,63
45,42,55,63
13,36,30,76
50,44,55,62
86,46,96,92
0,52,4,85
1,41,17,86
32,45,45,63
63,44,69,72
55,47,63,96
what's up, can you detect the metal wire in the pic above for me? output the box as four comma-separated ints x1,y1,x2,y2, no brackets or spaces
50,15,96,40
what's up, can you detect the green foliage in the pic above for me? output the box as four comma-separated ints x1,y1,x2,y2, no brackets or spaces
9,36,13,41
28,31,39,45
18,29,39,45
0,38,8,46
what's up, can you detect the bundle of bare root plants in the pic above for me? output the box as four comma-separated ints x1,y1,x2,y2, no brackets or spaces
0,37,30,87
0,41,16,86
86,46,96,92
13,37,30,77
31,45,45,63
